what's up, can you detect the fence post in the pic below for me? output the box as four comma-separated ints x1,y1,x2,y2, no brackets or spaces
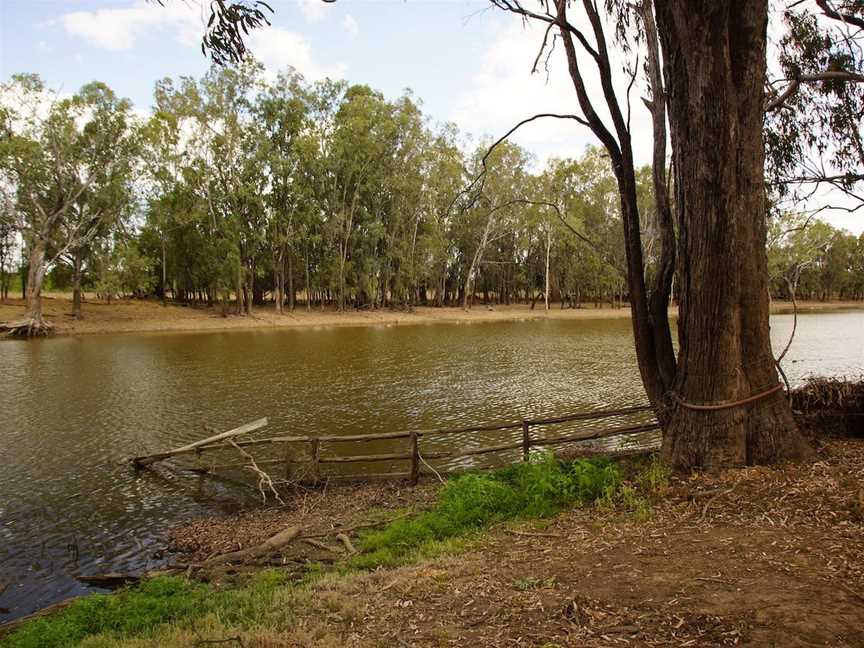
310,437,321,484
284,441,292,482
409,431,419,486
522,420,531,462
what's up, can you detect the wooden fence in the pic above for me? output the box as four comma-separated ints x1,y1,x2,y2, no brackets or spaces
162,404,660,484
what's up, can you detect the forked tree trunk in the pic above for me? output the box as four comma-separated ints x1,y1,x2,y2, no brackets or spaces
25,240,48,323
2,238,52,336
654,0,811,469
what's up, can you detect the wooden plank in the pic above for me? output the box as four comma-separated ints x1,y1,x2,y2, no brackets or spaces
130,418,268,466
318,451,413,464
530,422,661,448
187,406,653,459
409,431,419,485
525,404,653,426
189,458,287,472
434,441,524,460
311,438,321,483
198,436,286,451
322,471,413,482
417,420,524,436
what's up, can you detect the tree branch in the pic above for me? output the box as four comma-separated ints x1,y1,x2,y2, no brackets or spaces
765,70,864,112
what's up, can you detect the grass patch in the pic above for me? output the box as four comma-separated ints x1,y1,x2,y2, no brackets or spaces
1,571,287,648
351,454,623,569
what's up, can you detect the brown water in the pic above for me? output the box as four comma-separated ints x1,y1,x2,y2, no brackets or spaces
1,311,862,621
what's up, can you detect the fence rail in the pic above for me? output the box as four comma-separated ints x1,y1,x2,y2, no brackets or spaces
173,404,660,484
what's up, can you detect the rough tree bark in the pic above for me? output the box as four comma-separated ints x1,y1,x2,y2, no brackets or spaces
2,237,53,336
71,249,84,320
654,0,811,468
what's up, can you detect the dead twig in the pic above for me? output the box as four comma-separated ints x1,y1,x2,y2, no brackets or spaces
229,439,284,506
336,533,358,555
697,481,740,523
505,529,565,539
193,625,245,647
302,512,411,539
303,538,344,554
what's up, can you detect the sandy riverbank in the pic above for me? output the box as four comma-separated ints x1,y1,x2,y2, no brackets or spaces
0,294,861,337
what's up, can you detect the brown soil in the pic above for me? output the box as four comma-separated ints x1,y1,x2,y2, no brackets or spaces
168,480,442,564
1,294,860,337
169,438,864,648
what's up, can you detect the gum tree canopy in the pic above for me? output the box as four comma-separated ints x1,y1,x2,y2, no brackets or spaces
180,1,861,469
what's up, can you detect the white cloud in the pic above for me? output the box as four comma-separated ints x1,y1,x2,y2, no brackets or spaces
296,0,333,24
248,28,346,81
342,14,359,37
36,40,51,54
451,19,655,168
58,0,202,51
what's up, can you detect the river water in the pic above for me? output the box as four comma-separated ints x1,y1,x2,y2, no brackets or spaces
1,310,862,621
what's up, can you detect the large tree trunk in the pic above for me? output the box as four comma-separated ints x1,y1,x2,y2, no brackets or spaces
287,252,295,312
2,238,52,336
235,261,245,315
655,0,811,470
72,250,84,320
274,251,284,315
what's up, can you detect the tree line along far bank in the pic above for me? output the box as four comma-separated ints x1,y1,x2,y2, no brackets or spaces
1,65,863,321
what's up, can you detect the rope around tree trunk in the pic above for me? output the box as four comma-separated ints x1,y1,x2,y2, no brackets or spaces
671,383,784,411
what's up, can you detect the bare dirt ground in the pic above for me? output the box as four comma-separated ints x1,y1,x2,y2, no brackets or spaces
169,438,864,648
1,294,860,337
168,480,442,564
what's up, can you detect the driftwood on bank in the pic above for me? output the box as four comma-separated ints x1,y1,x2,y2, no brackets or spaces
77,572,141,588
129,418,268,467
197,524,302,568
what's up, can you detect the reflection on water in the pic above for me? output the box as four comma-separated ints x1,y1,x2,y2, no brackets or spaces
0,311,861,621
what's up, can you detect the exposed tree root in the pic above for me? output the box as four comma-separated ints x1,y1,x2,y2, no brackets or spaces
1,316,54,337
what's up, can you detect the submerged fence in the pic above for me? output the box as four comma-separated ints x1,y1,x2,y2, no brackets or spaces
154,404,661,484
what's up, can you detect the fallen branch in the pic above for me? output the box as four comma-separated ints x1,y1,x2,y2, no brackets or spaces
129,418,268,467
229,439,284,505
505,529,564,539
303,538,344,553
302,512,411,538
697,482,740,523
336,533,358,555
197,524,302,569
77,572,141,587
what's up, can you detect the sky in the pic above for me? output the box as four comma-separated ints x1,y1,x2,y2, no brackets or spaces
1,0,861,234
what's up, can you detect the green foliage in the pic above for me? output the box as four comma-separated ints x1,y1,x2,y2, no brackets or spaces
352,455,623,569
632,454,671,496
2,572,287,648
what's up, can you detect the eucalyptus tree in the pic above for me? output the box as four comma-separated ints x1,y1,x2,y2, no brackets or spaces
142,78,204,303
0,74,136,335
417,125,467,306
376,93,428,309
256,69,310,312
183,61,267,314
0,194,17,302
63,82,140,319
321,84,394,310
484,0,822,469
458,140,531,309
765,1,864,212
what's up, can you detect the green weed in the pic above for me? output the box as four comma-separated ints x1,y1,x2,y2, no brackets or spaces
352,454,623,569
2,571,287,648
